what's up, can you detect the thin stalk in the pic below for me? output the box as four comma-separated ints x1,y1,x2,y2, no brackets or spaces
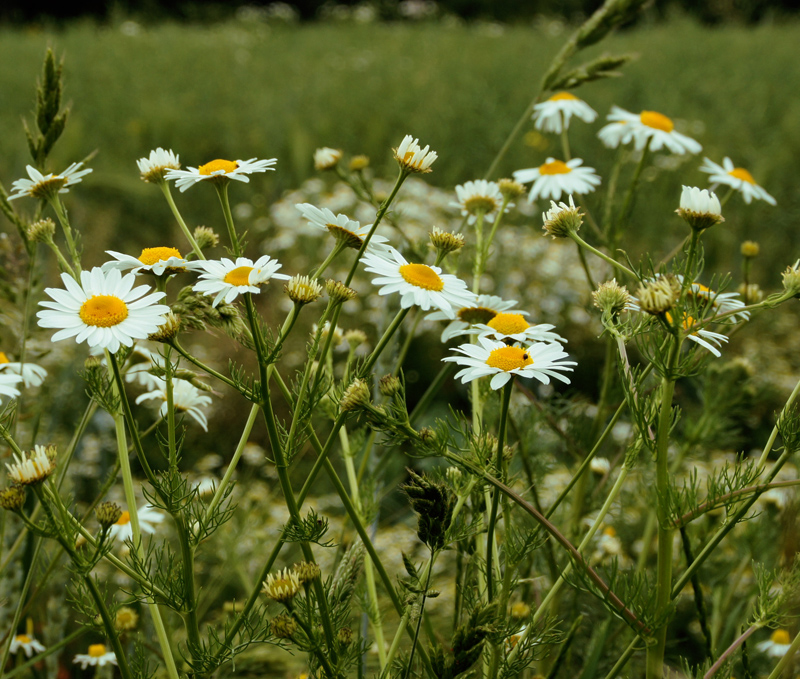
48,195,81,272
409,363,455,424
176,518,202,654
359,307,412,377
680,527,713,659
159,180,204,259
170,340,241,393
403,548,436,679
472,211,486,293
381,610,412,679
43,237,75,277
569,231,636,278
392,310,422,377
705,624,760,679
0,538,43,672
602,148,625,237
481,196,512,266
215,182,242,256
560,122,571,161
575,239,597,290
613,145,650,245
312,241,347,278
165,346,177,470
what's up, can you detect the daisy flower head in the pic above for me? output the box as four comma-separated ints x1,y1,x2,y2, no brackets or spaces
443,336,576,390
8,162,92,202
73,644,118,669
102,247,190,276
10,634,46,658
262,567,302,603
472,312,567,345
452,180,508,224
699,157,776,205
166,157,277,192
0,373,23,402
192,255,290,307
597,106,701,154
135,378,212,431
394,135,438,174
667,312,728,358
314,147,342,170
361,247,473,317
295,203,390,252
37,268,170,354
513,158,601,203
137,148,180,183
532,92,598,133
427,294,516,342
0,352,47,388
108,505,165,543
677,186,723,232
542,195,583,238
757,629,792,657
5,445,56,486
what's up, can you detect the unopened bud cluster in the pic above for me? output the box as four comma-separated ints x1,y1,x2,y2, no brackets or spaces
326,280,357,305
636,276,680,315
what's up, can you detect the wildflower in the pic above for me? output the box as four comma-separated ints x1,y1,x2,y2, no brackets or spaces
262,568,302,603
452,180,506,223
115,607,139,631
293,561,322,584
667,313,728,357
295,203,390,251
0,353,47,388
148,311,182,343
340,379,371,412
108,505,165,542
532,91,597,133
756,629,792,657
541,195,583,238
95,501,123,529
137,148,181,183
10,634,45,658
102,247,189,276
427,294,518,342
635,276,680,315
0,486,26,511
429,226,465,256
344,329,368,350
687,282,750,322
597,106,701,154
471,312,567,344
513,158,601,202
27,218,56,243
443,336,576,390
378,374,402,397
326,280,358,304
782,260,800,298
313,321,346,348
166,157,277,192
285,275,323,305
741,241,760,258
8,162,92,201
738,282,763,304
5,446,56,486
592,279,632,317
510,602,531,619
394,135,438,173
700,157,776,205
73,644,117,669
314,147,342,170
597,526,623,557
192,256,289,307
136,378,213,431
349,154,370,171
498,178,526,200
677,186,723,232
362,247,474,317
37,268,170,354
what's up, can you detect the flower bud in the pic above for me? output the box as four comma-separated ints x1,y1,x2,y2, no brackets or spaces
782,260,800,298
498,178,525,200
147,311,181,343
293,561,322,584
676,186,723,232
95,501,123,529
270,614,298,639
326,280,357,305
340,379,371,413
430,226,465,256
27,218,56,243
636,276,680,315
542,195,583,238
394,135,437,174
344,329,368,351
285,275,323,305
115,606,139,631
193,226,220,251
262,568,302,603
740,240,760,258
337,627,354,646
592,279,631,317
349,155,370,171
510,601,531,619
378,374,402,397
0,486,26,512
314,147,343,171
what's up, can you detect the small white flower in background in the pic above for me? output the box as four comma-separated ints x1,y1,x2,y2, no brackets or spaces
137,148,181,183
452,180,507,223
443,336,576,390
699,156,776,205
427,295,518,342
37,268,170,355
10,634,46,657
294,203,391,252
532,91,597,133
361,247,473,317
136,378,213,431
597,106,701,154
667,312,728,358
102,247,190,276
73,644,118,669
394,135,438,173
0,352,47,388
756,629,792,657
594,526,623,560
471,311,567,345
7,162,92,201
314,147,343,170
590,457,611,475
166,157,277,192
5,445,56,486
108,505,165,543
513,158,601,202
192,255,289,307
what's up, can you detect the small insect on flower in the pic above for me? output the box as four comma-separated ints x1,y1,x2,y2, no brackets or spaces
699,156,776,205
8,162,92,201
394,135,438,173
192,256,290,307
102,247,190,276
532,91,598,133
513,158,601,203
314,147,343,170
108,505,165,543
0,352,47,388
166,157,277,192
597,106,702,154
5,445,56,486
73,644,117,669
137,148,181,183
136,378,213,431
262,568,302,603
756,629,793,657
295,203,391,252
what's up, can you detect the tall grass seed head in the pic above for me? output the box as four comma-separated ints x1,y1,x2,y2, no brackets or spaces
542,195,583,238
194,226,220,251
498,178,525,200
314,147,342,171
293,561,322,584
402,469,455,550
270,613,298,639
95,501,123,528
5,445,56,485
741,240,760,258
326,280,358,304
636,276,680,315
430,226,465,256
263,568,302,603
285,275,323,305
782,260,800,298
394,135,438,173
592,278,631,317
0,485,26,511
349,154,370,171
340,378,371,413
27,218,56,243
147,311,182,343
137,148,180,183
677,186,723,231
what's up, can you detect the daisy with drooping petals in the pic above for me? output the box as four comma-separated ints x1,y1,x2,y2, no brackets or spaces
362,247,474,317
451,180,509,224
756,629,792,657
8,162,92,201
73,644,118,669
137,148,181,183
444,336,576,390
687,282,750,323
667,312,728,358
0,352,47,388
295,203,390,252
394,135,438,174
102,247,190,276
699,157,776,205
192,255,290,307
426,295,517,342
10,634,46,657
108,505,165,543
532,92,597,133
597,106,701,154
37,268,170,354
0,373,22,402
513,158,601,202
166,157,277,192
136,378,213,431
471,312,567,345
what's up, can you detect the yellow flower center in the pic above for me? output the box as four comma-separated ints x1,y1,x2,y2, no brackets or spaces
458,306,497,325
138,247,182,266
486,346,533,372
88,644,107,658
79,296,129,328
728,167,756,184
115,511,131,526
15,634,31,644
549,91,579,101
199,159,238,175
772,629,791,645
399,263,444,291
603,526,617,537
666,312,697,333
0,352,9,364
639,111,674,132
487,313,530,335
538,160,571,175
223,266,254,287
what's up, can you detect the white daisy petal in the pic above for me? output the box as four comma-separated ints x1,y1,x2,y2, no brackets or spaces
513,157,601,203
532,92,597,134
165,157,277,192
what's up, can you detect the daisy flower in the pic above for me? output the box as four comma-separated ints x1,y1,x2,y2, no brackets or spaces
677,186,723,232
166,157,277,192
73,644,118,669
102,247,190,276
108,505,165,543
426,295,517,342
136,378,213,431
699,156,776,205
667,313,728,358
137,148,180,183
394,135,438,173
295,203,390,251
513,158,601,202
757,629,792,657
10,634,46,658
471,312,567,344
451,180,509,224
443,336,576,390
687,282,750,322
8,162,92,201
192,255,289,307
37,268,170,354
0,373,23,402
5,445,56,486
361,247,474,317
597,106,701,154
0,353,46,388
314,147,342,170
532,92,597,133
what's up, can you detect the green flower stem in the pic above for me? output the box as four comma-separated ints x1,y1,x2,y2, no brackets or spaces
165,346,177,470
758,374,800,468
484,93,543,180
409,363,455,424
718,185,736,209
2,628,85,679
287,608,339,678
159,180,204,260
602,148,626,237
575,239,597,290
392,309,422,377
481,197,511,268
175,517,202,655
603,639,639,679
170,340,242,394
680,527,712,660
569,231,636,278
403,547,437,679
614,145,650,245
312,241,347,279
472,211,486,294
43,237,75,277
215,182,242,256
381,610,412,679
705,624,760,679
486,381,513,602
358,307,412,378
681,229,702,298
560,122,571,161
48,195,81,272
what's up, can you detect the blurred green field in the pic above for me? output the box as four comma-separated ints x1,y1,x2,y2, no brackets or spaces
0,16,798,274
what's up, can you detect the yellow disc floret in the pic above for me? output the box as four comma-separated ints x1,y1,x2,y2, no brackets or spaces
223,266,254,287
487,313,530,336
639,111,674,133
0,352,9,364
399,263,444,291
728,167,756,184
199,159,239,175
15,635,31,644
88,644,108,658
115,511,131,526
772,629,791,645
538,160,572,175
138,247,182,266
79,296,129,328
549,91,579,101
486,346,534,372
